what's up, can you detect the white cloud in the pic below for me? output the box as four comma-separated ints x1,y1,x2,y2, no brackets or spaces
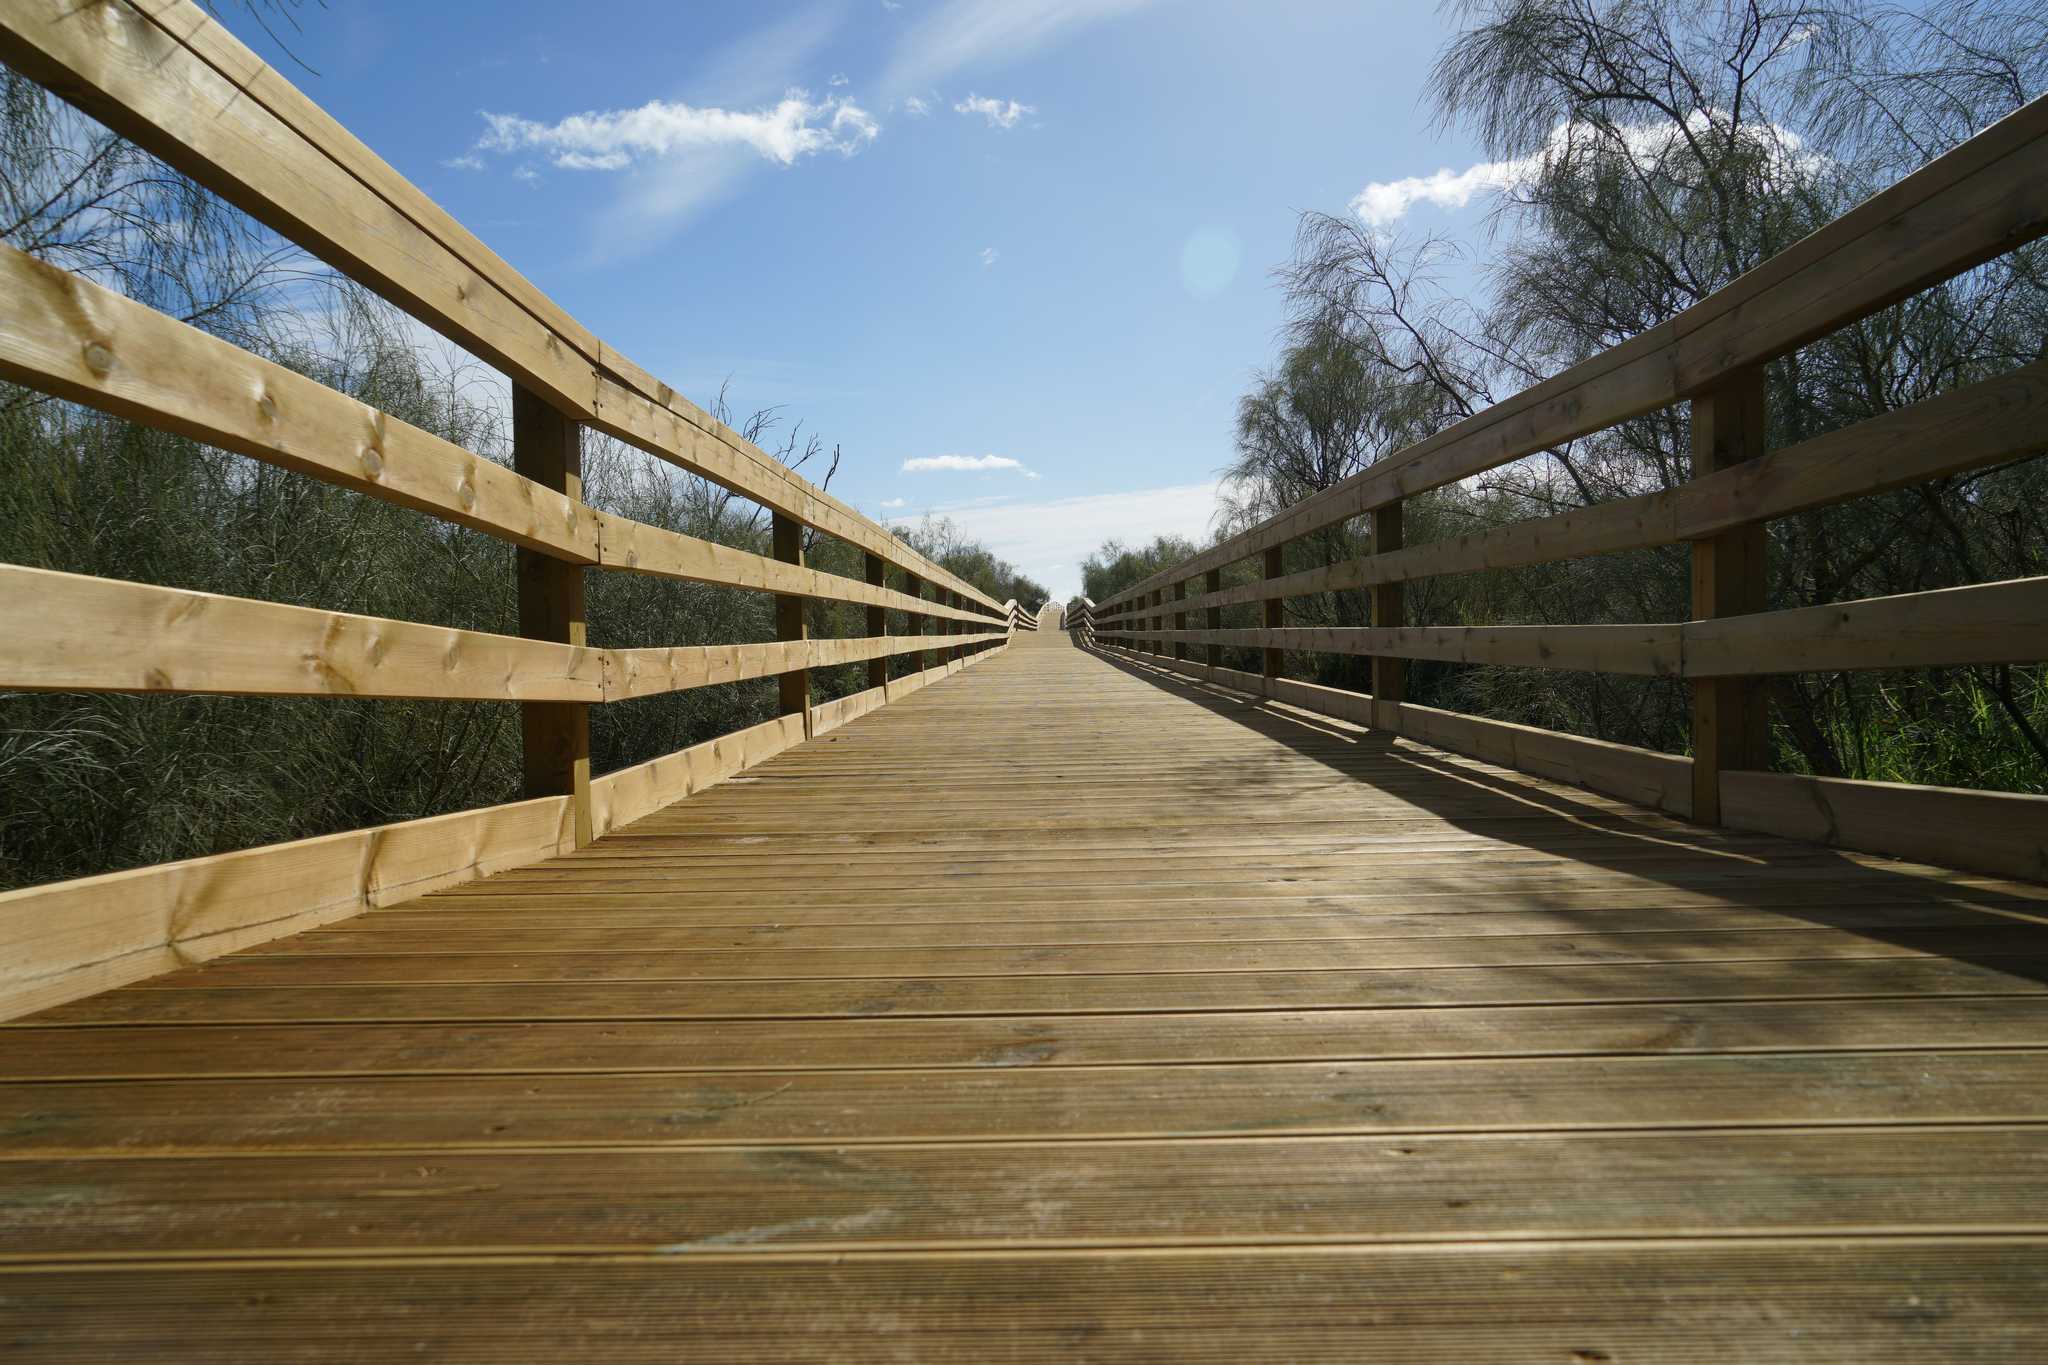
442,153,485,171
885,480,1224,601
1351,159,1528,229
879,496,907,508
476,92,880,173
884,0,1161,93
882,0,902,9
512,163,541,185
979,246,999,268
829,72,849,86
903,453,1039,476
1352,112,1820,229
955,93,1034,129
902,94,931,117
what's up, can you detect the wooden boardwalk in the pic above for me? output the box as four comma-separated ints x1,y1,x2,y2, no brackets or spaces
3,631,2046,1358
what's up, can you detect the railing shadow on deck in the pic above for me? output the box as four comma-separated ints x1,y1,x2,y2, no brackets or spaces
1088,645,2048,990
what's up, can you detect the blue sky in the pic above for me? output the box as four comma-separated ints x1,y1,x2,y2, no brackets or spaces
223,1,1496,601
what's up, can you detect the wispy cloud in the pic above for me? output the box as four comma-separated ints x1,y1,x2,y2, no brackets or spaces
883,0,1161,93
442,153,485,171
477,93,880,172
955,93,1035,129
979,246,999,268
902,453,1037,478
512,164,541,185
1352,159,1526,229
901,94,932,117
879,496,907,509
1353,112,1819,229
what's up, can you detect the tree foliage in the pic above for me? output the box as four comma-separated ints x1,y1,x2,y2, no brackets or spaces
1094,0,2048,789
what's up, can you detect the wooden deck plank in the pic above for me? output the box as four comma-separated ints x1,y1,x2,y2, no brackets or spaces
8,996,2048,1080
4,1128,2046,1258
5,633,2046,1358
7,1051,2048,1153
26,954,2048,1025
2,1243,2043,1361
165,927,2048,983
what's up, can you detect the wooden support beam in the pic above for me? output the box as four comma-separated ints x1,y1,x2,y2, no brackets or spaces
1689,366,1770,825
1262,546,1285,679
1205,569,1223,667
1173,581,1188,662
864,553,889,690
1371,501,1405,714
512,384,592,849
772,512,810,734
902,572,925,675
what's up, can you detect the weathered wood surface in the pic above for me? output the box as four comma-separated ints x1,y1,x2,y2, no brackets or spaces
4,634,2045,1357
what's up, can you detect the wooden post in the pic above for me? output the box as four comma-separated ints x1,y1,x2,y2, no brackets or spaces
864,552,888,690
512,383,592,848
1153,589,1165,655
947,590,962,663
1689,366,1770,824
1371,501,1405,723
772,512,810,736
1261,545,1285,679
902,571,923,676
1172,580,1187,661
1205,568,1222,668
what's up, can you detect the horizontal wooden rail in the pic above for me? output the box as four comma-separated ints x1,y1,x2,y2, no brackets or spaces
1098,94,2048,609
607,633,1007,700
0,244,601,563
0,242,1005,631
0,0,1003,616
0,792,580,1020
1137,576,2048,678
0,567,1007,704
1147,360,2048,618
595,514,994,625
2,567,607,702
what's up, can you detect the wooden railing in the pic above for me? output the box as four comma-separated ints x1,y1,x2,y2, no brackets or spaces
1066,598,1097,645
1092,94,2048,885
0,0,1017,1019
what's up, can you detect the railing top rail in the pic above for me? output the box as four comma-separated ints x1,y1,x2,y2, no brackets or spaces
1098,92,2048,609
0,0,1004,616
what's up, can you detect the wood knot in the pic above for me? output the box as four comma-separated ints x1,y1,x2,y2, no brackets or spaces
360,448,385,479
457,481,476,509
256,392,279,423
82,341,115,376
